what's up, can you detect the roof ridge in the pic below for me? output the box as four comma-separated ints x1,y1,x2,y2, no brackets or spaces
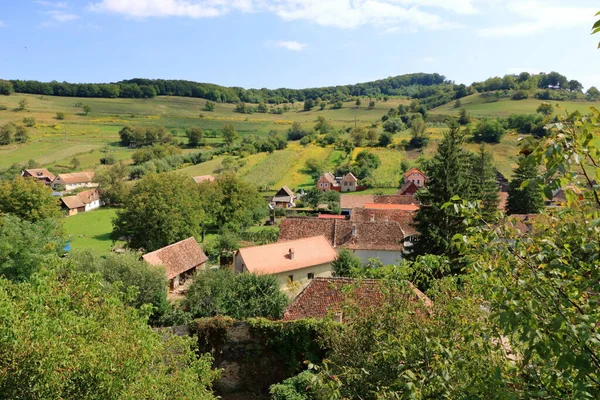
143,236,197,256
240,235,328,252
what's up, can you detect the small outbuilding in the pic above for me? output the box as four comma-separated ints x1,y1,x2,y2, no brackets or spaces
60,189,102,216
272,186,296,208
22,168,55,185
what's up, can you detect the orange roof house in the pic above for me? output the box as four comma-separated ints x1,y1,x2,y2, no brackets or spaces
403,168,427,188
193,175,216,184
284,277,432,322
22,168,55,185
350,207,418,237
59,189,102,216
143,237,208,290
234,236,338,289
51,172,97,191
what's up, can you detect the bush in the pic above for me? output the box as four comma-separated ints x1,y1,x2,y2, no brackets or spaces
511,90,528,100
55,112,65,120
473,119,505,143
287,122,309,141
382,118,406,133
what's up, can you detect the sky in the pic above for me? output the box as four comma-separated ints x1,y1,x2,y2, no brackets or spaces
0,0,599,90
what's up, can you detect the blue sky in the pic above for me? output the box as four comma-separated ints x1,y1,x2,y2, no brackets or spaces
0,0,599,89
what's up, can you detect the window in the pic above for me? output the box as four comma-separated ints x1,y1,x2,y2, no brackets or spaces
417,179,420,184
288,275,294,282
307,273,314,280
319,183,323,188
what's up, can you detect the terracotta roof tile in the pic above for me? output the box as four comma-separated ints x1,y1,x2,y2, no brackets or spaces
278,217,404,251
60,189,101,210
403,167,427,179
397,181,419,196
237,236,337,275
192,175,216,183
284,277,431,321
498,192,508,211
340,195,375,209
55,171,95,184
364,203,419,211
318,214,347,219
143,237,208,280
350,208,418,237
23,168,55,181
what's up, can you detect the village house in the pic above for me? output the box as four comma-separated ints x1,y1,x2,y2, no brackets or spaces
340,194,418,215
284,277,432,322
192,175,216,184
397,181,420,196
21,168,55,185
350,207,419,245
142,237,208,290
317,172,360,192
278,217,405,265
51,172,97,192
271,186,296,208
234,236,338,290
59,189,102,216
403,167,427,188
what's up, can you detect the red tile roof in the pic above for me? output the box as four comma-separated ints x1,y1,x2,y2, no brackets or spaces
278,217,404,251
340,195,374,209
23,168,55,182
192,175,216,183
283,277,432,321
350,208,418,237
60,189,101,210
143,237,208,280
403,167,427,179
498,191,508,211
364,203,420,211
397,181,419,196
318,214,347,219
237,236,337,275
55,171,95,184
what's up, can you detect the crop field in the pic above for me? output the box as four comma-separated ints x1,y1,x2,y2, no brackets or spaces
432,93,600,118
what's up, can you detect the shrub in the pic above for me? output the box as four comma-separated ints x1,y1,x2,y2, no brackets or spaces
473,119,505,143
55,112,65,120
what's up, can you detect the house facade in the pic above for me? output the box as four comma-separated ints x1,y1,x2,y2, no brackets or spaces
403,168,427,188
272,186,296,208
317,172,360,192
340,173,358,192
317,172,338,192
51,172,97,192
22,168,55,185
234,236,337,290
142,237,208,290
59,189,102,216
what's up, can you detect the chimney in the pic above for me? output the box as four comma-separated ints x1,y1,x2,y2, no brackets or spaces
370,214,375,222
288,248,294,260
351,224,357,237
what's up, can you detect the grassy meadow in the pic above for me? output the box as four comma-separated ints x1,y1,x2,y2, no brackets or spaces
63,208,121,256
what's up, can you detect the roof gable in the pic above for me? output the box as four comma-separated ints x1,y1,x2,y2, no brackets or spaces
23,168,55,181
142,237,208,280
403,167,426,178
56,172,95,184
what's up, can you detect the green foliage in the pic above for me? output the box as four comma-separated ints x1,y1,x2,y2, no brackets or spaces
382,117,406,133
112,173,204,251
0,177,60,222
95,161,130,205
536,101,553,115
270,371,320,400
184,269,288,320
314,115,332,134
119,125,172,147
82,104,91,115
55,111,65,120
18,98,28,110
305,158,326,181
469,145,500,218
473,118,505,143
0,265,219,398
458,108,470,125
132,143,181,165
0,122,29,145
287,121,309,141
378,131,393,147
221,123,238,146
303,99,314,111
0,215,65,281
332,249,362,277
186,127,205,147
349,126,368,146
506,156,544,215
203,100,215,111
22,116,36,127
408,114,429,149
0,80,14,95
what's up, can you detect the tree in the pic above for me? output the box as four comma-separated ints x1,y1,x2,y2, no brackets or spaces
355,98,361,107
536,102,553,115
55,111,65,120
366,128,379,145
378,131,393,147
0,123,14,145
314,115,332,134
458,108,470,125
112,173,204,251
0,79,13,95
96,161,130,205
453,99,462,108
413,123,474,258
409,115,428,148
473,118,505,143
70,157,81,169
183,269,287,319
18,98,28,111
0,215,65,281
287,121,309,141
305,158,325,181
257,102,268,113
203,100,215,111
586,86,600,101
350,126,368,147
567,79,583,93
0,177,60,222
332,249,362,277
186,127,205,147
332,100,343,109
22,116,36,127
382,118,406,134
0,265,218,398
303,98,314,111
368,100,376,109
506,156,544,214
82,104,91,115
14,124,28,143
221,124,238,146
469,145,499,218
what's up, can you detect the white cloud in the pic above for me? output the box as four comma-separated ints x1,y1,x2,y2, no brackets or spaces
0,21,5,28
268,40,307,51
35,1,68,7
89,0,469,32
47,10,79,22
478,1,596,38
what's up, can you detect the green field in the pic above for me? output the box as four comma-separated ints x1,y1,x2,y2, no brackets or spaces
63,208,121,255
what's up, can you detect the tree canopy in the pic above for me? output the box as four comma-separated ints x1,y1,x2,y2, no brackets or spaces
0,177,60,222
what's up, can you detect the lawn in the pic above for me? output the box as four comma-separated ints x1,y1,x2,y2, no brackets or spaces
63,208,121,256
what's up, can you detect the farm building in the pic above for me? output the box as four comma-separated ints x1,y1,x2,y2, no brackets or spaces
51,172,97,192
284,277,432,322
21,168,55,185
142,237,208,290
60,189,102,216
193,175,216,184
234,236,337,290
278,217,405,265
317,172,360,192
397,181,420,196
271,186,296,208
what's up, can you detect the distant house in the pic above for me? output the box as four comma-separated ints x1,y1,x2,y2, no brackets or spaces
403,168,427,188
22,168,55,185
397,181,420,196
340,173,358,192
272,186,296,208
193,175,216,184
234,236,338,290
278,217,405,265
142,237,208,290
317,172,360,192
51,172,97,192
350,207,419,245
284,277,432,322
59,189,102,216
548,185,583,206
